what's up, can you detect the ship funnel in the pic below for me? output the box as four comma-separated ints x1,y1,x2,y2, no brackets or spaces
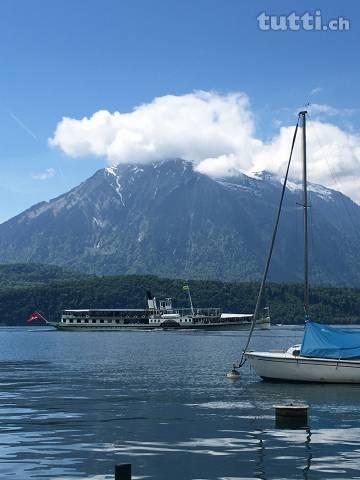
146,290,157,310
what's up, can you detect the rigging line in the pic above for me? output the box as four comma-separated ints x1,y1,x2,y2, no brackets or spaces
238,116,300,367
308,200,316,283
295,195,299,265
308,113,360,244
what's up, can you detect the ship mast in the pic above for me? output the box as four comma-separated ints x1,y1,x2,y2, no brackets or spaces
300,111,309,318
187,286,195,316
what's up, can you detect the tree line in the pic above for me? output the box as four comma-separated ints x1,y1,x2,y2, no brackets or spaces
0,264,360,325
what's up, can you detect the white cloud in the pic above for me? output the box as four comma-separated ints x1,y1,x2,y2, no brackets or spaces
32,168,56,181
308,103,338,117
49,91,360,203
49,91,260,172
306,103,356,120
310,87,322,96
249,120,360,203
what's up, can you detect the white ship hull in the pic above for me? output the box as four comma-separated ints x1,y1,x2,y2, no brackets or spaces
50,316,270,331
246,351,360,383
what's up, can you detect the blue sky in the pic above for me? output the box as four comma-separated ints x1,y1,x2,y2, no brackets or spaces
0,0,359,222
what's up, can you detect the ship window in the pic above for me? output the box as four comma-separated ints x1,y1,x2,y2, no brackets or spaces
92,319,96,323
77,319,81,323
84,319,89,323
100,320,104,324
107,319,112,323
69,319,73,323
116,319,120,324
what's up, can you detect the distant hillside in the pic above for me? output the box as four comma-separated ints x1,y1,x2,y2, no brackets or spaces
1,160,360,284
0,263,86,288
1,270,360,325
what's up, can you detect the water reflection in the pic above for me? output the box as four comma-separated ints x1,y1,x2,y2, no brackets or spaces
0,327,360,478
253,432,266,480
303,429,312,480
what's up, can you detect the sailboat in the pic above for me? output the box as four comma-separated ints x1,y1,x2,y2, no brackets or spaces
241,111,360,383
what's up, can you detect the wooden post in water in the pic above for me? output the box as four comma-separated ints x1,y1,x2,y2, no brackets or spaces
274,404,309,429
115,464,131,480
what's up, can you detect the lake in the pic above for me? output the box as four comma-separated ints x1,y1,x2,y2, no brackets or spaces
0,325,360,479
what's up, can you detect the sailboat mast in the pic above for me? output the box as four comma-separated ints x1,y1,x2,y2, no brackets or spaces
236,118,300,365
300,110,309,317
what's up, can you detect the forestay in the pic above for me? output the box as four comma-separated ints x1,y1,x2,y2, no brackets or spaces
300,321,360,359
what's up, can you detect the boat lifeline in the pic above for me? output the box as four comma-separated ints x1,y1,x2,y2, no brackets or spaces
238,111,360,383
28,288,271,331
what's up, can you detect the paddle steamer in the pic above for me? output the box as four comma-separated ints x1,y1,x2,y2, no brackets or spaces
46,291,271,331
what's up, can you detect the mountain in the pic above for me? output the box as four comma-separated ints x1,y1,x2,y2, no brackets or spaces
1,159,360,284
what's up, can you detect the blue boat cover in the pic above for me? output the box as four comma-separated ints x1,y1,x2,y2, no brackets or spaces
300,321,360,359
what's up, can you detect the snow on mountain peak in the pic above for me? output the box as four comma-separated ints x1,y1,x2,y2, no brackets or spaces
104,166,125,206
286,180,333,201
105,166,117,176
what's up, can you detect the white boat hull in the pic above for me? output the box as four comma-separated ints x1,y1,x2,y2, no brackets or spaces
245,351,360,383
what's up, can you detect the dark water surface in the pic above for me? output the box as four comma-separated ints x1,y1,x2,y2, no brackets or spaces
0,326,360,479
